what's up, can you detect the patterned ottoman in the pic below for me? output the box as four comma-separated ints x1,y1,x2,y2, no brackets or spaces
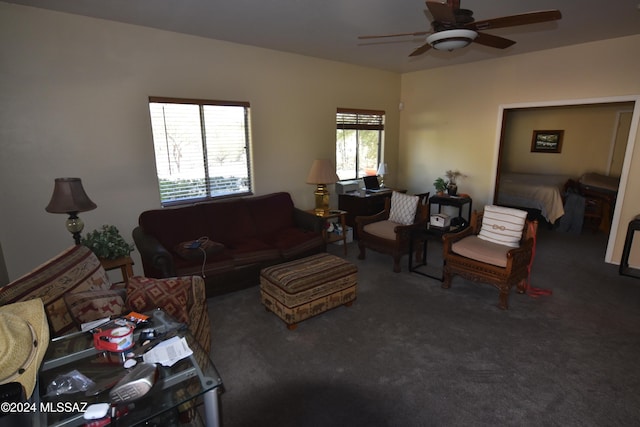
260,253,357,329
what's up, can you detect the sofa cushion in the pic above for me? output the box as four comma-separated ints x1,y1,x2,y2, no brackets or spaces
451,235,512,268
246,192,295,236
173,238,225,260
64,288,127,327
265,228,326,259
0,245,111,336
201,198,257,244
126,276,192,324
139,205,209,251
227,238,280,266
478,205,527,248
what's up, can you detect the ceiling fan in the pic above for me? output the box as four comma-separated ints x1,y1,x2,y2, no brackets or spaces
358,0,562,57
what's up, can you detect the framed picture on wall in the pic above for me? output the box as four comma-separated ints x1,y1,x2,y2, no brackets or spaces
531,130,564,153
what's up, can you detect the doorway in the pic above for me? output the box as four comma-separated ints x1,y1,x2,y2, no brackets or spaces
492,96,640,263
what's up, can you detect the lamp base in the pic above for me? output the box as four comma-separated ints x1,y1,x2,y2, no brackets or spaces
65,213,84,245
314,184,330,216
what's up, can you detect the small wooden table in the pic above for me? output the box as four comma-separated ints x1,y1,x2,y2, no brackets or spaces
306,209,349,255
100,255,134,285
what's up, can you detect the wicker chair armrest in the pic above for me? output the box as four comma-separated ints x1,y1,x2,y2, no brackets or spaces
355,209,389,232
394,219,427,239
442,226,475,251
506,237,535,260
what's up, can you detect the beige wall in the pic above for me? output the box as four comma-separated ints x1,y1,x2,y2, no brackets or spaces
502,103,633,176
399,34,640,265
0,4,400,280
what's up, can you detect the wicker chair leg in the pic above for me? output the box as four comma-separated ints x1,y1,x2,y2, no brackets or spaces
442,270,452,289
498,286,510,310
358,243,366,260
392,256,401,273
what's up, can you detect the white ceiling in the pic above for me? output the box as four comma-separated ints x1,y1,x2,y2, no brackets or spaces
5,0,640,73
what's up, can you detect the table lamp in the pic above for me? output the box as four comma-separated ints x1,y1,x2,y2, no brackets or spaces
45,178,97,245
377,162,387,188
306,159,339,215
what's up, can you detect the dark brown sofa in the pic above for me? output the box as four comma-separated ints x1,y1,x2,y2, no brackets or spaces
133,192,326,297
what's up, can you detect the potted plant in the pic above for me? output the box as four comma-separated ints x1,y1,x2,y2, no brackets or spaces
433,177,448,196
445,170,467,196
82,225,135,260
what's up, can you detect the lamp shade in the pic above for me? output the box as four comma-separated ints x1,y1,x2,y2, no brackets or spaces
45,178,97,214
377,162,387,175
306,159,339,184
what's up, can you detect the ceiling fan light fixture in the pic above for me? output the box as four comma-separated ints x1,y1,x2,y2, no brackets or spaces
427,29,478,51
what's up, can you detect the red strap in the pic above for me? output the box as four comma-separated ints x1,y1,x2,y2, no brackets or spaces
524,221,552,297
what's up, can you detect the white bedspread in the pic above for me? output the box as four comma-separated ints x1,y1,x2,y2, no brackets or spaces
497,173,571,223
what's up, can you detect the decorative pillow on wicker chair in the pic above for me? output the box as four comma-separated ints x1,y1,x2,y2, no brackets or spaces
174,238,225,260
388,191,419,225
64,289,127,327
478,205,527,247
126,276,192,324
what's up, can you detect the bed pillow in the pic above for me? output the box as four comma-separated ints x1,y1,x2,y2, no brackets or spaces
478,205,527,247
389,192,419,225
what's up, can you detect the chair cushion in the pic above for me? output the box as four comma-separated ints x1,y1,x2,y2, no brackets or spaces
0,245,111,336
389,191,419,225
478,205,527,247
451,235,512,268
363,220,400,240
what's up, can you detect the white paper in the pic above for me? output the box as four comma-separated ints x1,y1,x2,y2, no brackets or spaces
81,317,111,331
142,336,193,367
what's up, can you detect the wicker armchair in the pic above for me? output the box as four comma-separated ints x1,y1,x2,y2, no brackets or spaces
356,192,429,273
442,208,538,309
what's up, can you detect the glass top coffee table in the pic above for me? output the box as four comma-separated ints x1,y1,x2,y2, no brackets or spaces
34,310,223,427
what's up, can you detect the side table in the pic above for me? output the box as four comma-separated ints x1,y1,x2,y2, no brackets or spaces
428,194,472,226
307,209,349,255
100,256,134,285
409,222,470,282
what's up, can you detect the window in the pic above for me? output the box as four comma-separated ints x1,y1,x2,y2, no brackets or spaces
148,97,252,206
336,108,384,181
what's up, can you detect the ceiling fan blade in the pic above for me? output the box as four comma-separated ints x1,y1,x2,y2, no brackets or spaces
409,42,433,57
358,31,431,40
473,32,516,49
468,10,562,31
426,1,456,24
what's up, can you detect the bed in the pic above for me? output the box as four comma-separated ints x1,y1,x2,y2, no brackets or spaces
497,173,572,223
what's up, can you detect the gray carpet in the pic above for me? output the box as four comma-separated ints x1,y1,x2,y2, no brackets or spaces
207,227,640,426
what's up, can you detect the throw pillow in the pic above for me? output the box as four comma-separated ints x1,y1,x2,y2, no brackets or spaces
126,276,193,324
478,205,528,247
63,289,127,327
388,191,419,225
173,238,225,260
0,245,111,336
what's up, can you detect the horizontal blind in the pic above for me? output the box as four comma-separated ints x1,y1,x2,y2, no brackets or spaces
337,108,385,130
149,97,251,205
